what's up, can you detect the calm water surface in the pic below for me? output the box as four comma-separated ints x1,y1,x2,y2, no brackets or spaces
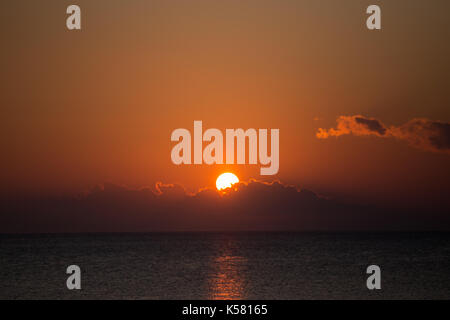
1,232,449,299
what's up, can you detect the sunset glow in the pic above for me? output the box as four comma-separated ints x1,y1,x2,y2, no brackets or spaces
216,173,239,191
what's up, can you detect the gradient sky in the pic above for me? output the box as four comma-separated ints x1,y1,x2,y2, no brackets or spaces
1,0,449,212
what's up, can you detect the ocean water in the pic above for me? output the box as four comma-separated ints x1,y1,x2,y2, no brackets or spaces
0,232,449,300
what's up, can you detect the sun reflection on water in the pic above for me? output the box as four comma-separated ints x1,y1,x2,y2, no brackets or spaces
209,241,246,300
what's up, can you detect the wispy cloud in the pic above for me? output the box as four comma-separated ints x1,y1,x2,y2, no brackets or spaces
317,115,450,154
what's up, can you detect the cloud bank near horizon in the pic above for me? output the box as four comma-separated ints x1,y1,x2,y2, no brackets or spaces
1,179,448,233
317,116,450,154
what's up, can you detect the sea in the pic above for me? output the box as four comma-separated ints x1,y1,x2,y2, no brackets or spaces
1,232,449,299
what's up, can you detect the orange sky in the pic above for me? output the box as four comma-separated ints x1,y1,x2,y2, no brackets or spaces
1,0,449,210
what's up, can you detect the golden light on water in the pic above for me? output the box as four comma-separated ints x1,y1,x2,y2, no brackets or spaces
210,255,245,300
209,238,246,300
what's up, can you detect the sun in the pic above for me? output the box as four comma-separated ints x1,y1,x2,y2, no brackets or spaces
216,173,239,191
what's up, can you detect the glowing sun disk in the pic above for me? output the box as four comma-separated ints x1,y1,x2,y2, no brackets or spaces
216,173,239,191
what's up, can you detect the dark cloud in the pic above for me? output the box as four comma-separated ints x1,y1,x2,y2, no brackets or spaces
316,115,388,139
317,115,450,154
354,116,387,135
392,118,450,153
1,179,448,233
